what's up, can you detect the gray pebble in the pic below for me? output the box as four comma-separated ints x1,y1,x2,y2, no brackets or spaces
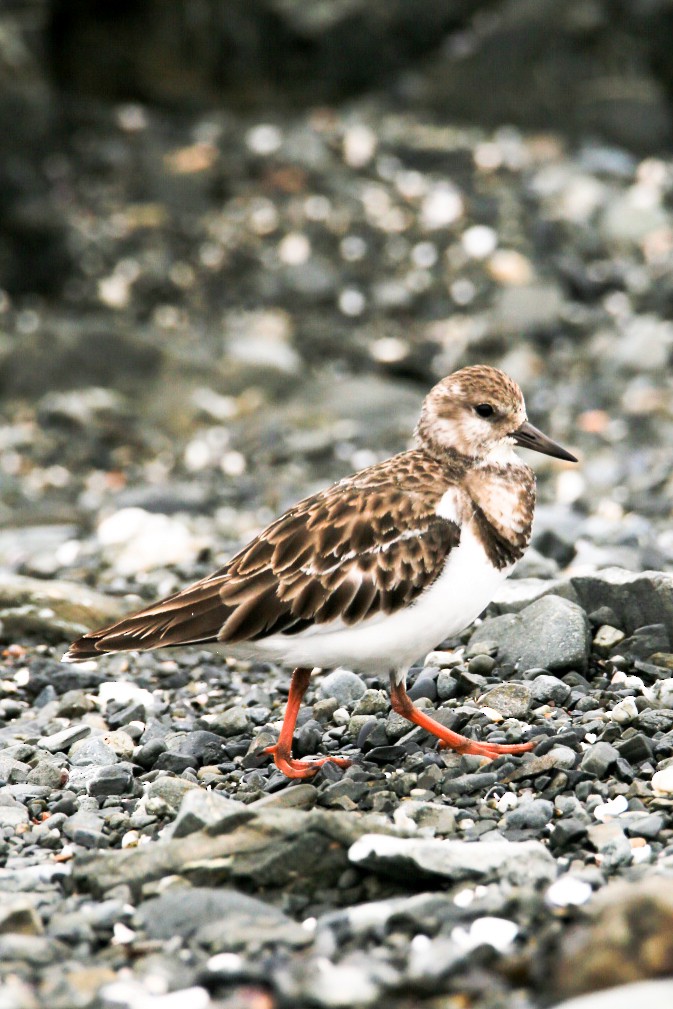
529,674,572,706
38,724,91,753
206,706,251,737
69,737,119,767
580,741,620,777
148,775,199,811
505,799,555,830
353,689,389,716
318,670,367,705
87,763,134,797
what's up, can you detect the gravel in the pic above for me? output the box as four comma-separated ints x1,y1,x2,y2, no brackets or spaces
2,32,673,1008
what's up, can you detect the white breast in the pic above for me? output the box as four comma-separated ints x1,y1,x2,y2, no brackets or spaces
228,521,513,678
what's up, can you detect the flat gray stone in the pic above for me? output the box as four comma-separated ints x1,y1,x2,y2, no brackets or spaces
0,572,129,642
348,835,556,885
470,596,590,673
172,789,253,839
38,724,91,754
493,569,673,640
69,736,119,767
135,887,310,949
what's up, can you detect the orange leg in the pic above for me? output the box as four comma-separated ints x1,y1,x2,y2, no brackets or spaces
264,667,352,779
389,674,533,759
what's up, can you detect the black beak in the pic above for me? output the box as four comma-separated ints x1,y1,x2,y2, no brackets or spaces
512,421,577,462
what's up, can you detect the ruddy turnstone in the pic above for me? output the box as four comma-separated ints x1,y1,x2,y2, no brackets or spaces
64,365,576,778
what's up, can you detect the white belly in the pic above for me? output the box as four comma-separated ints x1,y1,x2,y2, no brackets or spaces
228,525,513,677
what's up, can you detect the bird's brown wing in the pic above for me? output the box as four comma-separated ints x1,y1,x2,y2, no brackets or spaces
64,454,461,661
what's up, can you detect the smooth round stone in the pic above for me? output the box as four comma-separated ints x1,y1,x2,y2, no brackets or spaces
505,799,554,830
318,670,367,706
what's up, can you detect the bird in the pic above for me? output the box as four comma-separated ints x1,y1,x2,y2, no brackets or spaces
64,365,577,778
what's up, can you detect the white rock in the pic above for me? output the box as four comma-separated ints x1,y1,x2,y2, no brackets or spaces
593,795,628,821
452,916,518,952
420,183,463,229
97,508,205,575
652,764,673,794
546,876,593,908
98,682,157,710
610,697,638,724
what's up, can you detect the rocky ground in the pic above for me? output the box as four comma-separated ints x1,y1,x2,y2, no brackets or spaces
3,47,673,1009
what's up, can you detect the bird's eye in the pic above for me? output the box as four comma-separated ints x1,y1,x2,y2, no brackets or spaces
474,403,495,418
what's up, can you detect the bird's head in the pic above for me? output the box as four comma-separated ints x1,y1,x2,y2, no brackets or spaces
416,365,577,464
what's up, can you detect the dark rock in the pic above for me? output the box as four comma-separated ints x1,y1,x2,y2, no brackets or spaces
87,763,135,797
550,818,588,851
580,742,620,778
470,596,590,674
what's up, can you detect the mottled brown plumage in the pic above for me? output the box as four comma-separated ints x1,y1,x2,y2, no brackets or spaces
64,365,576,778
65,451,463,657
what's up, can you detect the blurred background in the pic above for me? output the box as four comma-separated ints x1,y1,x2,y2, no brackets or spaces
2,0,673,603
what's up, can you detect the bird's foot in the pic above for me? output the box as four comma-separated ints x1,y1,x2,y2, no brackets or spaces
263,744,352,779
438,737,533,758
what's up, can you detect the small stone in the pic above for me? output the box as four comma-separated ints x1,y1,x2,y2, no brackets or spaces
38,724,91,753
206,707,251,737
318,670,367,706
148,776,199,811
63,810,108,848
312,698,338,724
0,754,30,784
353,689,389,716
479,682,532,719
87,763,134,797
624,813,665,840
468,654,496,676
135,738,168,769
549,818,588,851
349,835,556,885
529,674,572,706
436,670,459,700
69,737,120,767
505,799,554,830
580,742,619,777
0,898,43,936
506,745,578,782
616,733,653,763
0,804,29,828
27,761,64,789
593,625,625,655
425,651,463,668
652,764,673,795
172,790,252,839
